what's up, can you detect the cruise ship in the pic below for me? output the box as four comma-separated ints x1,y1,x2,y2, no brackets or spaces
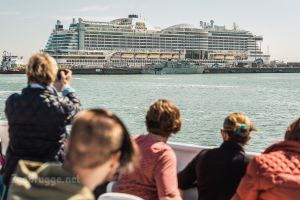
44,14,270,68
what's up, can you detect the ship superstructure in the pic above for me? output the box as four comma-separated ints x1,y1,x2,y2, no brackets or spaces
200,21,269,66
44,15,270,68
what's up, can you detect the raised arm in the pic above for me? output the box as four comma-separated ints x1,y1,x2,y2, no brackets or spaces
55,69,81,123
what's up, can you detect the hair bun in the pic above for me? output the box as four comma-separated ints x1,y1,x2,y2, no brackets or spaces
236,124,249,135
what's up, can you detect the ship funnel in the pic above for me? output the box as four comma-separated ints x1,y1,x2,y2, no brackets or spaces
233,22,239,31
72,18,76,24
128,14,138,19
210,20,214,27
55,20,63,31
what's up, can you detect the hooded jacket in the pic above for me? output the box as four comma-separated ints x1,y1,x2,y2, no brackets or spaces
232,140,300,200
8,160,95,200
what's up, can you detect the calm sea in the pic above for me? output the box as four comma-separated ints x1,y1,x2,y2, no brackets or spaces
1,73,300,152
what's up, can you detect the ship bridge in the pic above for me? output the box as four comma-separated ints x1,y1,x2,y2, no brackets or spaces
162,24,203,33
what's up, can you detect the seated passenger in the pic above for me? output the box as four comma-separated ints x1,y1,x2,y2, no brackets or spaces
116,99,182,200
178,113,256,200
3,53,81,186
232,117,300,200
8,109,139,200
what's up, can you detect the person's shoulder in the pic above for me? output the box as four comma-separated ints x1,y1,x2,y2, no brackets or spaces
5,92,22,108
253,151,276,164
191,148,210,163
7,87,44,102
253,150,291,172
198,147,219,157
153,140,173,153
134,134,145,141
136,135,168,148
10,160,94,200
136,135,175,157
156,143,176,162
230,146,251,162
134,134,150,146
6,91,21,101
244,152,281,177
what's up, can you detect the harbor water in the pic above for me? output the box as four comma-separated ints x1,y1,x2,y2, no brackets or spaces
0,73,300,153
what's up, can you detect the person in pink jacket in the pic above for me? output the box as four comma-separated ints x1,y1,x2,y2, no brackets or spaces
232,117,300,200
116,99,182,200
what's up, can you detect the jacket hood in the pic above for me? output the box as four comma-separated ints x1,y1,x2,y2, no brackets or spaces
264,140,300,154
8,160,95,200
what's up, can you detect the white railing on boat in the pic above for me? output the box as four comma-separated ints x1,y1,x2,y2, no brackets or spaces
0,121,8,155
0,121,258,200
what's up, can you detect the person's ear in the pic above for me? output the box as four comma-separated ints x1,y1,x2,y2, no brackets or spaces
110,151,121,167
221,130,229,141
104,151,122,181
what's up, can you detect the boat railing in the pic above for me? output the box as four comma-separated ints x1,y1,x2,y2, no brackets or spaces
0,121,8,155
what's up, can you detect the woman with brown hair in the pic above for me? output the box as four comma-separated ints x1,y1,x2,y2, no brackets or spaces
116,99,182,200
232,117,300,200
3,53,81,188
178,113,257,200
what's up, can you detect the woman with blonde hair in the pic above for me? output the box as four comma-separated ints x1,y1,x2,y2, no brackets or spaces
116,99,182,200
3,53,81,187
178,113,257,200
232,117,300,200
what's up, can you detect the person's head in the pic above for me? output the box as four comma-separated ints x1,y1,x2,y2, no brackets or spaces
65,109,139,189
285,117,300,141
26,53,58,85
221,113,257,145
146,99,181,138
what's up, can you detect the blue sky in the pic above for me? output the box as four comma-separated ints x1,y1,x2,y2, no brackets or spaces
0,0,299,62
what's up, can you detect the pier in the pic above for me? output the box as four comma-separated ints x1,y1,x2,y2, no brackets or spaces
204,67,300,73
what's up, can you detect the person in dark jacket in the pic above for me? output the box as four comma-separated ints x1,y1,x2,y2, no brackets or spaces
178,113,257,200
3,53,81,187
8,109,140,200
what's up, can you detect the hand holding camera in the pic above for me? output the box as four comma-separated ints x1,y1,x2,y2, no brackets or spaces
54,69,73,92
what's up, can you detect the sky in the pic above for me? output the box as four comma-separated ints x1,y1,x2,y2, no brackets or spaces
0,0,300,62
